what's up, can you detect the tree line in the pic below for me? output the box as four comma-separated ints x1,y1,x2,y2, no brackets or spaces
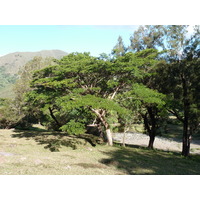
0,66,17,89
0,25,199,157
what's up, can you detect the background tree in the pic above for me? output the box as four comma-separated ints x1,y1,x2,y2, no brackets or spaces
0,98,20,128
165,25,189,59
0,57,55,129
112,36,127,57
13,56,55,127
156,33,200,156
0,66,17,89
128,25,194,151
115,49,167,149
129,25,166,52
109,49,167,148
129,25,189,54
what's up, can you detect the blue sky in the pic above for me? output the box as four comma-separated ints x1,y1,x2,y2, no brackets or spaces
0,25,138,57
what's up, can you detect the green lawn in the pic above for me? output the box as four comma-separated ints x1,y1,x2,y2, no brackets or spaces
0,128,200,175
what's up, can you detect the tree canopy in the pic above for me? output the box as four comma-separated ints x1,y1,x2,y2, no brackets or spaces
1,25,199,157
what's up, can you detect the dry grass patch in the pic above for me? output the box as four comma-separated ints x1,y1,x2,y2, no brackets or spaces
0,129,200,175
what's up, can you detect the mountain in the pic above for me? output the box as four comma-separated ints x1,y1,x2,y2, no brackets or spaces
0,50,68,74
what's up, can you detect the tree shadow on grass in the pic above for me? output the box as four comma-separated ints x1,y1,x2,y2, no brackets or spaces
74,163,107,169
12,130,102,152
15,126,48,132
99,144,200,175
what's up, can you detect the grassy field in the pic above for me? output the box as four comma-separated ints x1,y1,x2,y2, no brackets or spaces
0,128,200,175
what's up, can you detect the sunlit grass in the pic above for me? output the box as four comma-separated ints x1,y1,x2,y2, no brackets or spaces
0,129,200,175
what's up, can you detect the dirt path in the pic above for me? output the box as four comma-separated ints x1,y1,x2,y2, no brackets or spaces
113,132,200,154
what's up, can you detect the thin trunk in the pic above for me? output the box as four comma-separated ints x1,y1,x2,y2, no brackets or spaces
187,135,191,156
143,113,151,134
143,113,154,149
48,107,61,127
147,107,157,149
182,124,192,157
148,135,155,149
122,131,126,147
122,126,129,147
182,120,189,156
181,75,190,156
110,85,120,100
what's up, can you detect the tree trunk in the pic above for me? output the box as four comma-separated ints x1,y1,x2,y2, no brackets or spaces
182,136,191,156
143,113,155,149
96,119,104,138
90,108,113,146
122,131,126,147
181,75,190,157
106,128,113,146
122,126,129,147
48,107,61,127
182,123,192,156
148,134,155,149
143,107,157,149
182,123,189,156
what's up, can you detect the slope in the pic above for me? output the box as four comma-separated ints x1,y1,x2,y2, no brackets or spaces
0,50,68,74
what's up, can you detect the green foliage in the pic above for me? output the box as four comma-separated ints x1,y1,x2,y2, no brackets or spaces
112,36,127,57
154,31,200,155
0,66,17,89
131,83,166,107
26,52,139,138
1,25,199,157
11,57,56,127
0,98,21,128
129,25,166,52
129,25,189,56
166,25,189,56
60,120,86,135
24,49,167,144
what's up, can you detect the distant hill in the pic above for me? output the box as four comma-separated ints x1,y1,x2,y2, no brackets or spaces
0,50,68,74
0,84,15,99
0,50,68,99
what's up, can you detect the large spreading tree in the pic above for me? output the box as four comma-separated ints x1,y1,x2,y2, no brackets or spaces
26,53,132,145
26,49,168,147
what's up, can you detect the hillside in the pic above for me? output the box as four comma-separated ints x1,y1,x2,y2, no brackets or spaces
0,50,68,98
0,84,15,98
0,50,68,74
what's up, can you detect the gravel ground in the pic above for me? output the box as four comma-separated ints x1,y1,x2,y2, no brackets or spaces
113,132,200,154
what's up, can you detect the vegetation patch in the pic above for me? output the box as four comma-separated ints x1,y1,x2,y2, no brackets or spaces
0,129,200,175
